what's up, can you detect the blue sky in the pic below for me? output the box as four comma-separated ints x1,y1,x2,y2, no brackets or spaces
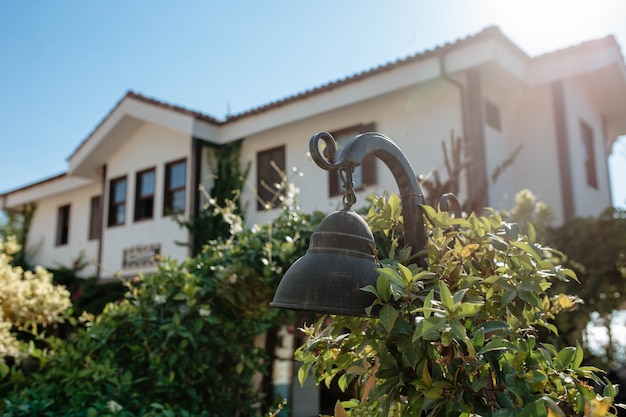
1,0,625,208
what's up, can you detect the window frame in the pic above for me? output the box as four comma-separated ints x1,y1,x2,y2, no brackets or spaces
328,123,377,198
484,99,502,132
163,159,187,216
108,175,128,227
134,167,156,221
580,119,598,189
256,145,286,210
88,195,101,240
56,204,71,246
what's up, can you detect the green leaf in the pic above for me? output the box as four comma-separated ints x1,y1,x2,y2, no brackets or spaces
460,243,479,258
377,267,405,287
478,338,511,354
379,305,398,333
486,233,509,252
423,290,435,318
518,398,547,417
421,204,437,222
478,321,510,333
527,222,536,242
504,222,520,240
572,342,584,369
337,373,348,392
511,241,542,261
298,362,312,387
472,327,485,349
455,302,483,318
439,282,454,312
388,193,401,219
376,275,391,302
361,284,378,297
397,263,413,284
399,337,424,368
555,347,576,370
415,316,446,340
450,319,475,357
502,289,517,306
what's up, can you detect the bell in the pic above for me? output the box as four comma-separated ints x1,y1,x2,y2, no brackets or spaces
270,209,379,316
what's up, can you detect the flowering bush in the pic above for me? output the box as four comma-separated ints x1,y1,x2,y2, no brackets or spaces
0,236,71,366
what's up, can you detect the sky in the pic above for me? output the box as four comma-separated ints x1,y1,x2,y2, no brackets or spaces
1,0,625,208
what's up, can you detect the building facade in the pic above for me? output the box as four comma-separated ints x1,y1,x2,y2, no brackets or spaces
2,26,626,283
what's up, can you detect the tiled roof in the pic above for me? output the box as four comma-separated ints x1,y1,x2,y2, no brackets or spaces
533,34,622,61
0,172,67,199
224,26,527,122
67,27,517,161
125,91,223,125
67,91,223,161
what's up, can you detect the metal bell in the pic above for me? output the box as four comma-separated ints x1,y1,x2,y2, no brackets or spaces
270,209,379,316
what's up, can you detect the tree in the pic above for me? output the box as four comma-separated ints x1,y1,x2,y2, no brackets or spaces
503,190,626,370
0,203,35,269
546,207,626,370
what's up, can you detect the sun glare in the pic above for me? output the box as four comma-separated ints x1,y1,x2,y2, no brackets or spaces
483,0,619,56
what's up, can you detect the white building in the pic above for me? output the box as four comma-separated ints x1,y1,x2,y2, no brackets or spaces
2,26,626,281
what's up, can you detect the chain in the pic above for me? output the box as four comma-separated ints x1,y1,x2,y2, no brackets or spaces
339,166,357,209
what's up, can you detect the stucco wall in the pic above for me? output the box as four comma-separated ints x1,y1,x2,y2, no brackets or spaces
100,122,192,279
240,79,463,226
26,182,101,276
562,76,613,217
506,85,565,223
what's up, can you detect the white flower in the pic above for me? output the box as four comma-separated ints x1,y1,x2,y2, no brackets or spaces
153,294,167,305
107,400,123,412
199,308,211,317
230,221,243,236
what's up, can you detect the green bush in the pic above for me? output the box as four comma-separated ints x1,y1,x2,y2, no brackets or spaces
2,197,321,416
297,194,622,417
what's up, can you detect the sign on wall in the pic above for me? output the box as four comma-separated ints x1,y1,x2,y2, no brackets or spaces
123,243,161,269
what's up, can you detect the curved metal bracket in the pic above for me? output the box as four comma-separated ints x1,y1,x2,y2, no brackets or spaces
310,131,427,256
439,193,462,218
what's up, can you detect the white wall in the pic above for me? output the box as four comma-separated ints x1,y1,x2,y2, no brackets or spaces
26,182,101,276
240,79,463,227
562,76,613,217
100,122,192,279
506,85,565,223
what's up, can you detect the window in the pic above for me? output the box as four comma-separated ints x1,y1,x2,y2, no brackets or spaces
328,123,377,197
580,120,598,189
485,99,501,131
257,145,285,210
164,159,186,214
108,176,127,226
56,204,70,246
134,168,156,221
88,196,101,240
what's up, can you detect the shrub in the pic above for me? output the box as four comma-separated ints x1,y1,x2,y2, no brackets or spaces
2,195,321,416
0,236,71,366
296,194,622,416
